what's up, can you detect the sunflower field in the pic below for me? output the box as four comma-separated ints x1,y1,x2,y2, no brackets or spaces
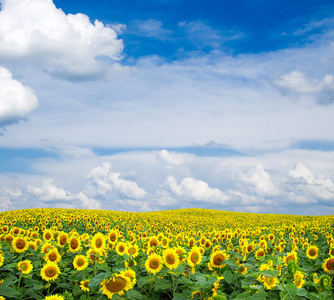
0,208,333,300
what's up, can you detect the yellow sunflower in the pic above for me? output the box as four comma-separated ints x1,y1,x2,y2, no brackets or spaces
80,279,90,292
91,232,106,253
107,230,118,245
57,232,68,248
187,246,202,267
284,251,298,266
115,242,128,256
44,295,64,300
12,236,29,253
255,248,266,260
163,248,180,269
44,248,61,264
100,274,132,299
306,245,319,260
127,243,139,258
145,253,163,275
263,276,279,289
294,271,305,288
40,261,61,282
322,256,334,274
73,255,89,271
41,242,54,254
42,229,54,242
68,236,81,253
17,260,33,274
210,250,230,269
0,253,4,267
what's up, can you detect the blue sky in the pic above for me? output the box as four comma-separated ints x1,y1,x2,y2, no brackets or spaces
0,0,334,215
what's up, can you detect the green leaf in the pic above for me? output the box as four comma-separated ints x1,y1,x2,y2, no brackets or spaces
260,269,280,277
137,276,151,288
296,288,307,297
73,285,84,296
249,292,268,299
195,275,206,287
234,293,249,299
126,289,143,300
286,282,297,298
88,272,109,291
0,285,20,298
208,274,218,285
223,270,233,284
172,294,188,300
154,279,172,291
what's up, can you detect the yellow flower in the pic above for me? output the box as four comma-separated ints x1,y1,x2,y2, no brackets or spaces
163,248,180,269
306,246,319,260
145,253,163,275
187,246,202,267
319,275,332,291
263,275,279,289
42,229,54,242
68,236,81,253
255,248,266,260
294,271,305,288
17,260,33,274
41,242,54,254
115,242,128,256
12,237,29,253
0,296,5,300
73,255,89,271
0,253,4,267
44,295,64,300
322,256,334,274
210,250,229,269
107,229,118,245
127,243,139,258
44,248,61,264
40,262,61,282
80,279,90,292
100,274,132,299
57,232,68,248
284,251,298,266
91,232,106,253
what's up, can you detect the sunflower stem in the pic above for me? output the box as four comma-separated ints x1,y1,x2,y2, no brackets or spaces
17,272,22,291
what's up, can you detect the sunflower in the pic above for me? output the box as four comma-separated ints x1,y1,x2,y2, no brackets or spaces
17,260,33,274
175,246,186,262
68,236,81,253
210,250,230,269
100,274,132,299
127,243,139,258
44,295,65,300
306,245,319,260
294,271,305,288
91,232,106,253
284,251,298,266
163,248,179,269
41,242,54,254
255,248,266,260
161,237,169,249
187,246,202,267
319,275,332,291
43,229,54,242
107,229,118,245
148,236,159,247
80,279,90,292
115,242,128,256
73,255,89,271
44,248,61,264
57,232,68,248
120,268,137,285
12,236,29,253
322,256,334,274
263,276,279,289
145,253,163,275
40,261,61,282
0,253,4,267
238,264,248,275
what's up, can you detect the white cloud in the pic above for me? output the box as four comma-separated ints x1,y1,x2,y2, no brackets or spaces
0,66,38,127
274,71,334,104
157,150,184,165
85,162,147,199
166,175,228,204
0,0,124,80
237,164,279,197
0,187,22,211
131,19,172,39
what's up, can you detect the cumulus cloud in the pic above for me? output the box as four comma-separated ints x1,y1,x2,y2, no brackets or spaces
85,162,147,199
166,176,228,204
0,187,22,211
274,71,334,105
237,164,279,197
0,66,38,127
27,178,100,209
0,0,124,80
157,150,184,165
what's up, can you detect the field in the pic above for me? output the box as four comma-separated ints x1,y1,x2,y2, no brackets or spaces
0,208,333,300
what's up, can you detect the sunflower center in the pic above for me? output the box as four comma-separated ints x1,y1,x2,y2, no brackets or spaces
309,249,316,256
71,239,79,249
149,259,160,269
266,277,274,285
191,252,199,263
118,246,125,252
105,277,126,292
45,233,51,240
128,247,136,254
60,237,67,245
49,253,57,261
77,259,84,266
16,239,26,249
84,281,89,288
21,263,28,271
45,267,57,277
213,254,225,265
110,234,117,242
327,259,334,270
295,276,301,285
96,239,102,248
166,254,175,264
